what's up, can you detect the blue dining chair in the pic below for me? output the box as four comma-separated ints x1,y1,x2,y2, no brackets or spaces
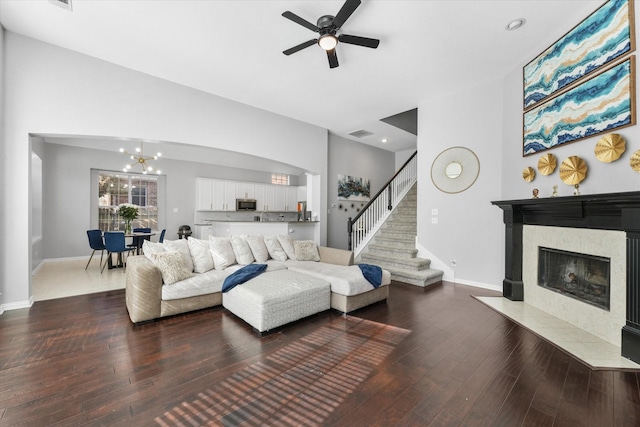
85,229,106,270
158,229,166,243
101,232,132,273
128,227,152,252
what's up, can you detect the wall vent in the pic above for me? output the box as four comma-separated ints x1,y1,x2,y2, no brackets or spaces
348,129,374,138
49,0,73,11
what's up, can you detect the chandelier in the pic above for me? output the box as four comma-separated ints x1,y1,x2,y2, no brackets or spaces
119,142,162,174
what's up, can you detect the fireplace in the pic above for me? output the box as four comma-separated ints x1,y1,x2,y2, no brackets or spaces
492,192,640,364
538,247,610,311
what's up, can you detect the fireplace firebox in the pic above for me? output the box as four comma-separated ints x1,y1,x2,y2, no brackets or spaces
538,247,610,311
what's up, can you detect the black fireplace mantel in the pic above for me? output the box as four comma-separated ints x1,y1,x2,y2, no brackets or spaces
492,191,640,364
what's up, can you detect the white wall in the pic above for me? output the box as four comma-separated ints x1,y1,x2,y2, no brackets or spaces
417,79,505,289
0,26,5,311
2,32,328,307
327,134,395,249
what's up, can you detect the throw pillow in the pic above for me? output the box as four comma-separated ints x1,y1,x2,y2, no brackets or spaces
230,235,255,265
163,239,194,272
246,235,270,263
294,240,321,262
150,251,193,285
209,236,237,270
187,237,214,273
264,235,288,262
277,234,296,259
142,240,165,261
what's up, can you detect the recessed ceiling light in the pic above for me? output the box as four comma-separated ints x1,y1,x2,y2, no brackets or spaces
506,18,526,31
381,138,389,143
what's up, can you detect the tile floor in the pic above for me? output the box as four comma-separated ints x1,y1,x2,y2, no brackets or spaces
475,296,640,370
32,257,126,301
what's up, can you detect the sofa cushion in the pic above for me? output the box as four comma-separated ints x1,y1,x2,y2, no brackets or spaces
163,239,194,272
209,236,237,270
246,235,270,263
277,234,296,259
230,235,255,265
142,240,165,261
264,235,288,262
286,261,391,296
293,240,320,262
161,268,230,300
187,237,214,273
150,251,193,285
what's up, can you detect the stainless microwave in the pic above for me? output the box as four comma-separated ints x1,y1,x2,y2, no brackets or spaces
236,199,257,211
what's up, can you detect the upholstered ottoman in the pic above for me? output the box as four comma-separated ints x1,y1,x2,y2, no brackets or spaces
222,269,331,333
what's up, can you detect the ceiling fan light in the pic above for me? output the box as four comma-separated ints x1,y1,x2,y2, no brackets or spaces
318,34,338,50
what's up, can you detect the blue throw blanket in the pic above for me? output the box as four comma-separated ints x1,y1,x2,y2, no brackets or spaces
358,264,382,288
222,264,268,293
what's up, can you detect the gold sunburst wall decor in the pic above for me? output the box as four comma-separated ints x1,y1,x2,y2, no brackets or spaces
595,133,626,163
631,150,640,173
559,156,588,185
537,153,557,175
523,167,536,182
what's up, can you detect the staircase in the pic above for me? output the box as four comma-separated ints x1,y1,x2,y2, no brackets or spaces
359,185,444,287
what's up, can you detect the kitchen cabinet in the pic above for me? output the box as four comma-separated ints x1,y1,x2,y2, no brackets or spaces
285,186,298,212
235,182,255,200
196,178,298,212
254,184,266,211
195,178,214,211
196,178,235,211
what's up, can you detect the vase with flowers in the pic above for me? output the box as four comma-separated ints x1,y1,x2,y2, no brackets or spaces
118,203,139,235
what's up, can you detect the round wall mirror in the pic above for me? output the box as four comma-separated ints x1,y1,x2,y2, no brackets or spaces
445,162,463,178
431,147,480,194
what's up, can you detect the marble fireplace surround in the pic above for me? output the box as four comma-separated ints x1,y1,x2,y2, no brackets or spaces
522,225,625,346
492,192,640,364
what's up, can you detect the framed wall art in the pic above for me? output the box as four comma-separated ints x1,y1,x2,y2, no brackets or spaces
523,57,636,156
338,175,370,201
524,0,635,110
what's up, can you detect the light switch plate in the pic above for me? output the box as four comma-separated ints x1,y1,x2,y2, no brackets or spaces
431,208,438,216
431,217,438,224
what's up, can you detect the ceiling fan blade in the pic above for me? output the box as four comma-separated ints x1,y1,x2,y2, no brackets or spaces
327,49,339,69
283,39,318,56
282,11,319,32
332,0,361,29
338,34,380,49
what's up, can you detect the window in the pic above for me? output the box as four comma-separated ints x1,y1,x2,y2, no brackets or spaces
98,172,159,231
271,173,289,185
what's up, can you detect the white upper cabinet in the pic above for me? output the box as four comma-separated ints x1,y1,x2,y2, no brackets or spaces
235,182,255,200
196,179,298,212
195,178,214,211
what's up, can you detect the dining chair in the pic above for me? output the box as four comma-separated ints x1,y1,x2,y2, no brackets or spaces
158,229,166,243
128,227,152,252
101,232,132,273
85,229,106,270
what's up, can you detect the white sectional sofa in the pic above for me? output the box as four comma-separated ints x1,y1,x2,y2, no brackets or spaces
125,235,391,330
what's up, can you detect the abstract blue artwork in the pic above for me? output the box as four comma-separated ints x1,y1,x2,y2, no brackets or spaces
524,0,634,110
338,175,370,201
523,57,635,156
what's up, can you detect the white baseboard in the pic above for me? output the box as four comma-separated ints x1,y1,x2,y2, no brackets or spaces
415,239,502,292
32,256,89,275
415,239,455,281
452,278,503,293
1,296,34,313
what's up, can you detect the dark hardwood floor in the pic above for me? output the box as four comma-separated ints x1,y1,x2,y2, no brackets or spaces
1,281,639,426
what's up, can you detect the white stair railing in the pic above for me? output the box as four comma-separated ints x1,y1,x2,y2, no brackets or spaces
348,152,417,258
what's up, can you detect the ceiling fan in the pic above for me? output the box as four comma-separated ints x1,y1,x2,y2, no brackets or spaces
282,0,380,69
